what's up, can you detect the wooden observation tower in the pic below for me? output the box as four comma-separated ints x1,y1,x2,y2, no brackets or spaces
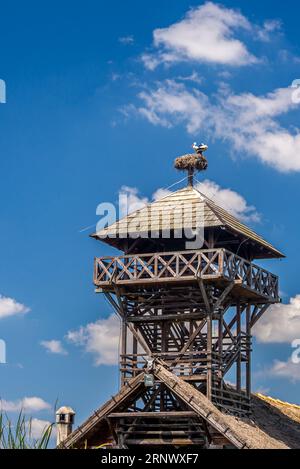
62,144,284,449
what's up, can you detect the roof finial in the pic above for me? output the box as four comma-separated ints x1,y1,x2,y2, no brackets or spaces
174,142,208,187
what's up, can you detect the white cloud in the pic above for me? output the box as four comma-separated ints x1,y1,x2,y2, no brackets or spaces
111,73,121,82
27,418,55,440
114,180,260,233
67,315,120,366
40,340,68,356
213,86,300,173
256,20,281,42
137,80,209,134
176,71,203,85
119,186,149,216
118,180,259,224
152,187,174,201
0,397,51,413
269,359,300,383
0,295,30,319
141,54,161,72
135,80,300,173
254,295,300,344
142,2,260,69
119,35,134,45
196,180,260,222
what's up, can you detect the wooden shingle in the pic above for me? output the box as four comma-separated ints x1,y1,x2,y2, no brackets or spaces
91,186,284,259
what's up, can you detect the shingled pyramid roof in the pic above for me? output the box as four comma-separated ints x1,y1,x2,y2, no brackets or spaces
91,186,284,259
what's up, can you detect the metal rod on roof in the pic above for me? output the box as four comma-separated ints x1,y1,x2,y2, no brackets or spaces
188,168,194,187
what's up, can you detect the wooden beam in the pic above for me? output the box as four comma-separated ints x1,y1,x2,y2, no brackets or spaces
127,312,204,323
197,279,211,313
213,283,235,312
123,438,205,446
171,319,207,367
120,318,127,387
250,303,270,328
206,310,212,401
236,301,241,393
246,304,251,398
108,411,197,419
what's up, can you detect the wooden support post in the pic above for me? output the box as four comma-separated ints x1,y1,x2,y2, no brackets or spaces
218,308,224,399
206,310,213,402
160,321,169,411
132,326,138,378
121,318,127,388
246,304,251,399
236,301,241,393
198,280,211,314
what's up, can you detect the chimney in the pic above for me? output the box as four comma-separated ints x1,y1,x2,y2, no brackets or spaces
56,406,75,446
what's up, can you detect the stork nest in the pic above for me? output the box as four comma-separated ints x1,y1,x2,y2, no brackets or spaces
174,154,208,172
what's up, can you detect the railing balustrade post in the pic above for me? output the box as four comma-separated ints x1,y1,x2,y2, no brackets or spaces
219,249,224,276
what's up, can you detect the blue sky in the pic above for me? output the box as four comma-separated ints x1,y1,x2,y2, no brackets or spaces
1,0,300,437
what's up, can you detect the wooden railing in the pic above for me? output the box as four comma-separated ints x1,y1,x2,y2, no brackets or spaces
212,386,251,416
120,341,249,382
94,249,279,300
120,351,220,382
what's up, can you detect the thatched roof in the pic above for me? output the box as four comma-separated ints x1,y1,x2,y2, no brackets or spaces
225,394,300,449
60,363,300,450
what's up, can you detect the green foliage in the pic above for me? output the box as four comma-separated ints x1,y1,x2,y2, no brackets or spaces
0,411,53,449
